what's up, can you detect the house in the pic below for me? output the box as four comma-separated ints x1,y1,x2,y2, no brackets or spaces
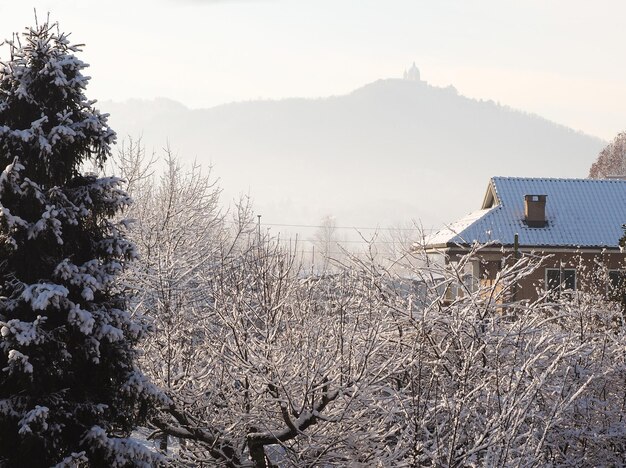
425,177,626,302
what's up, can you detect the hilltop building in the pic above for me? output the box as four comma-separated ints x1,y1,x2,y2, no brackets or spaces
403,62,421,82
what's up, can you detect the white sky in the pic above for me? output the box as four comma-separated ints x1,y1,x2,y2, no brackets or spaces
0,0,625,140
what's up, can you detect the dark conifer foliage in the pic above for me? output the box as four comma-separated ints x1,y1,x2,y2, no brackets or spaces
0,21,163,467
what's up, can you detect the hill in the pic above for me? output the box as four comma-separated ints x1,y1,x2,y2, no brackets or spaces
102,79,605,237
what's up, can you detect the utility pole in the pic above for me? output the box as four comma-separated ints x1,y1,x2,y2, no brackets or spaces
512,233,519,302
257,214,261,241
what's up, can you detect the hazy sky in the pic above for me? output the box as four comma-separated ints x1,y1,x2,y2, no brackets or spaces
0,1,624,140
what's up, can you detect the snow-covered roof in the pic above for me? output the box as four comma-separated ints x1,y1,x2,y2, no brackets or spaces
428,177,626,249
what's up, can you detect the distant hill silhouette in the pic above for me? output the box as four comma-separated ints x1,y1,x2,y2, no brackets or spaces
101,79,605,235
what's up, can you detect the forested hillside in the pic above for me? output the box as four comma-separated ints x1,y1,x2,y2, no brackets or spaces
103,78,605,230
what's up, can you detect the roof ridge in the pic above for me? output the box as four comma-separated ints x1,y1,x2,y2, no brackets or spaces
492,176,626,183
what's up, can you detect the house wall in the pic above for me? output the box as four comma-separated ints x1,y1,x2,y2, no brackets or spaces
447,249,625,303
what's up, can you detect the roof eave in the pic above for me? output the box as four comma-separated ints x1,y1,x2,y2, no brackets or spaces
435,243,622,251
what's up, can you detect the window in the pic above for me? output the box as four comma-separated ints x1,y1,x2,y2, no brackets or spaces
545,268,576,299
444,261,478,302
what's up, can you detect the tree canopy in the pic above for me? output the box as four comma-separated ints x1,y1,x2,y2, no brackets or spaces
589,131,626,178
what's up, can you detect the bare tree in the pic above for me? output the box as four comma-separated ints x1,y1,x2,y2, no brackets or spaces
113,142,626,466
312,215,340,271
153,232,411,466
113,141,226,453
145,227,626,467
589,131,626,178
390,245,626,466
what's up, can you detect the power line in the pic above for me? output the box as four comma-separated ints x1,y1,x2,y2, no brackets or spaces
257,222,437,232
303,238,416,245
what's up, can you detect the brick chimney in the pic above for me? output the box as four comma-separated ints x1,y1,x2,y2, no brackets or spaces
524,195,547,227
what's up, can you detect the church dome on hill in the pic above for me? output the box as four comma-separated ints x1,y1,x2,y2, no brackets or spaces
403,62,421,81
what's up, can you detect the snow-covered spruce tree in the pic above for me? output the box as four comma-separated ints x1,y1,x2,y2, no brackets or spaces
0,22,164,466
